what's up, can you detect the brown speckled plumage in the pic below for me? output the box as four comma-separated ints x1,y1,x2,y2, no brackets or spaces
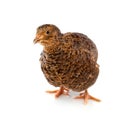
34,24,100,103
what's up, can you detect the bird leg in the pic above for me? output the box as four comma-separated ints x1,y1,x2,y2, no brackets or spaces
74,90,101,104
46,86,69,98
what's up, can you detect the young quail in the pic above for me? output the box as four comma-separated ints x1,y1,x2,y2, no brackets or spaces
34,24,100,104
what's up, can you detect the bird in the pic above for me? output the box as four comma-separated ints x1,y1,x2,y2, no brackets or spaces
33,24,100,104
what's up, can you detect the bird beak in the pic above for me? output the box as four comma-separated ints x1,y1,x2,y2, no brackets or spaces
33,38,38,44
33,34,40,44
33,35,44,44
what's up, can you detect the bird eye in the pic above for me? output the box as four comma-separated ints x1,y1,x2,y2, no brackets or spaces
46,31,50,34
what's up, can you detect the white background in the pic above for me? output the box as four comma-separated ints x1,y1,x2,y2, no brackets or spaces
0,0,120,123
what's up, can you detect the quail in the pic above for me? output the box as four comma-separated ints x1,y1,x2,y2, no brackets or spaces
34,24,100,104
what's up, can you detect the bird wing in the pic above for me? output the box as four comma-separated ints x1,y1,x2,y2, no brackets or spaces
63,32,98,62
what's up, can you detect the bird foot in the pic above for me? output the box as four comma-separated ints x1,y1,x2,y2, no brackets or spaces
74,90,101,104
46,86,69,98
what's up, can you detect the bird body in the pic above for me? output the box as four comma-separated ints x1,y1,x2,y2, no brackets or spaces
34,24,100,103
40,32,99,92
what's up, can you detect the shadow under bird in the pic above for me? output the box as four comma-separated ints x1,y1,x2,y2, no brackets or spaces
33,24,101,104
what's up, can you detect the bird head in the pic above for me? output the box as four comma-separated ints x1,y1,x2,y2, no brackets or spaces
33,24,61,46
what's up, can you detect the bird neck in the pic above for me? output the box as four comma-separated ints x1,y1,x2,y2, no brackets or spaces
43,41,61,54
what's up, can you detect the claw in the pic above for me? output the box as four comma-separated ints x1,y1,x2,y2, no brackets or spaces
46,86,69,98
74,90,101,104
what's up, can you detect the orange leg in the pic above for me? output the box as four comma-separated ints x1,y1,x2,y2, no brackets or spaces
74,90,101,104
46,86,69,98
